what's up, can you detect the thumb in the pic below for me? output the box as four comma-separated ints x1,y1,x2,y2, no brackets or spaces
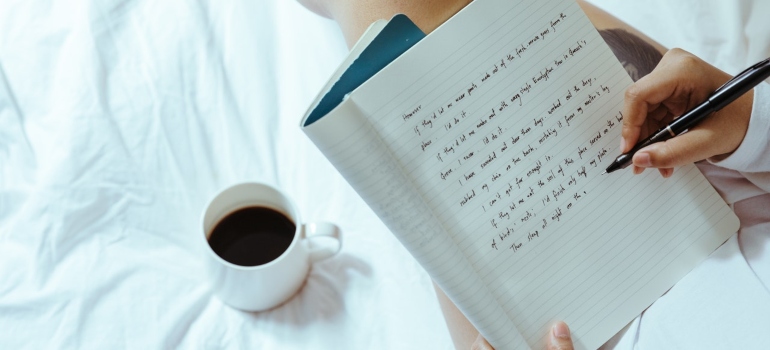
631,86,753,170
548,322,574,350
632,127,719,169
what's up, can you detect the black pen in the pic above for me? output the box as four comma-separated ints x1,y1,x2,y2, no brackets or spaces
604,56,770,174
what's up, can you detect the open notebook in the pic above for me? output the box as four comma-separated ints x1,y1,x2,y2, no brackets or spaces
300,0,739,348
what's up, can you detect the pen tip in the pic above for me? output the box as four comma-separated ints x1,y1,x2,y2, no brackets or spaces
600,171,607,175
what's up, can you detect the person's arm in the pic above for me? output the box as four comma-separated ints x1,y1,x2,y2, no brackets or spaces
297,1,668,348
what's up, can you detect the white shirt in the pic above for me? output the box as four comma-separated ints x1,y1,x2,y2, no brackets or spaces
607,82,770,349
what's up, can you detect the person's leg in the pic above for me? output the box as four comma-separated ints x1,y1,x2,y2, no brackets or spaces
300,0,666,80
579,1,665,81
298,0,667,348
297,0,473,48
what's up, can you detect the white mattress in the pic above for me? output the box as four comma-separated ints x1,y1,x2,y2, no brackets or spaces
0,0,767,349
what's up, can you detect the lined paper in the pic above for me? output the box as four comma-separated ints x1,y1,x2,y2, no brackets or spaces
306,99,529,348
305,0,738,348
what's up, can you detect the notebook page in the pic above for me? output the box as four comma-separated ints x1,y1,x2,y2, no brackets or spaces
347,0,739,349
303,99,530,348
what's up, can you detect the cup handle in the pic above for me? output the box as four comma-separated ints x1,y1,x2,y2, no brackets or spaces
302,222,342,263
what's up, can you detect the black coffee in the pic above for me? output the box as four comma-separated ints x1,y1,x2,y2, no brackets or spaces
208,206,296,266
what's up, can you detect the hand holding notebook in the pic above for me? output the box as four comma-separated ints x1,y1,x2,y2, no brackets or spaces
300,0,739,348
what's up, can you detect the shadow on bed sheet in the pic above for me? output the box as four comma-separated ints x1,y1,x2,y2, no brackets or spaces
247,252,372,325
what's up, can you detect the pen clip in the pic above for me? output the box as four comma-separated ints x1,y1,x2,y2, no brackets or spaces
714,57,770,93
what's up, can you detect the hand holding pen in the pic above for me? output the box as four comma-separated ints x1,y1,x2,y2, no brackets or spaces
605,49,770,176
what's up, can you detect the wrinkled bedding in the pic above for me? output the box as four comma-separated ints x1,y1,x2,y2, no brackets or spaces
0,0,767,349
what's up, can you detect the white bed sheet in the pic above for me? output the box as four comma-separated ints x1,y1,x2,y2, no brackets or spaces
0,0,767,349
0,1,449,348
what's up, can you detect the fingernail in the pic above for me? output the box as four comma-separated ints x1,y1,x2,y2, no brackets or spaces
635,152,652,167
620,138,627,152
552,322,571,340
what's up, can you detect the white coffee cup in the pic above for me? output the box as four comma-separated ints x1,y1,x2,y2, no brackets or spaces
201,182,342,311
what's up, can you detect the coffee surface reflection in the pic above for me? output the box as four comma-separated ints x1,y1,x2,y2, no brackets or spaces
208,206,296,266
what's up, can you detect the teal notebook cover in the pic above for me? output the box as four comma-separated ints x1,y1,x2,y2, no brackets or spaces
304,14,426,126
